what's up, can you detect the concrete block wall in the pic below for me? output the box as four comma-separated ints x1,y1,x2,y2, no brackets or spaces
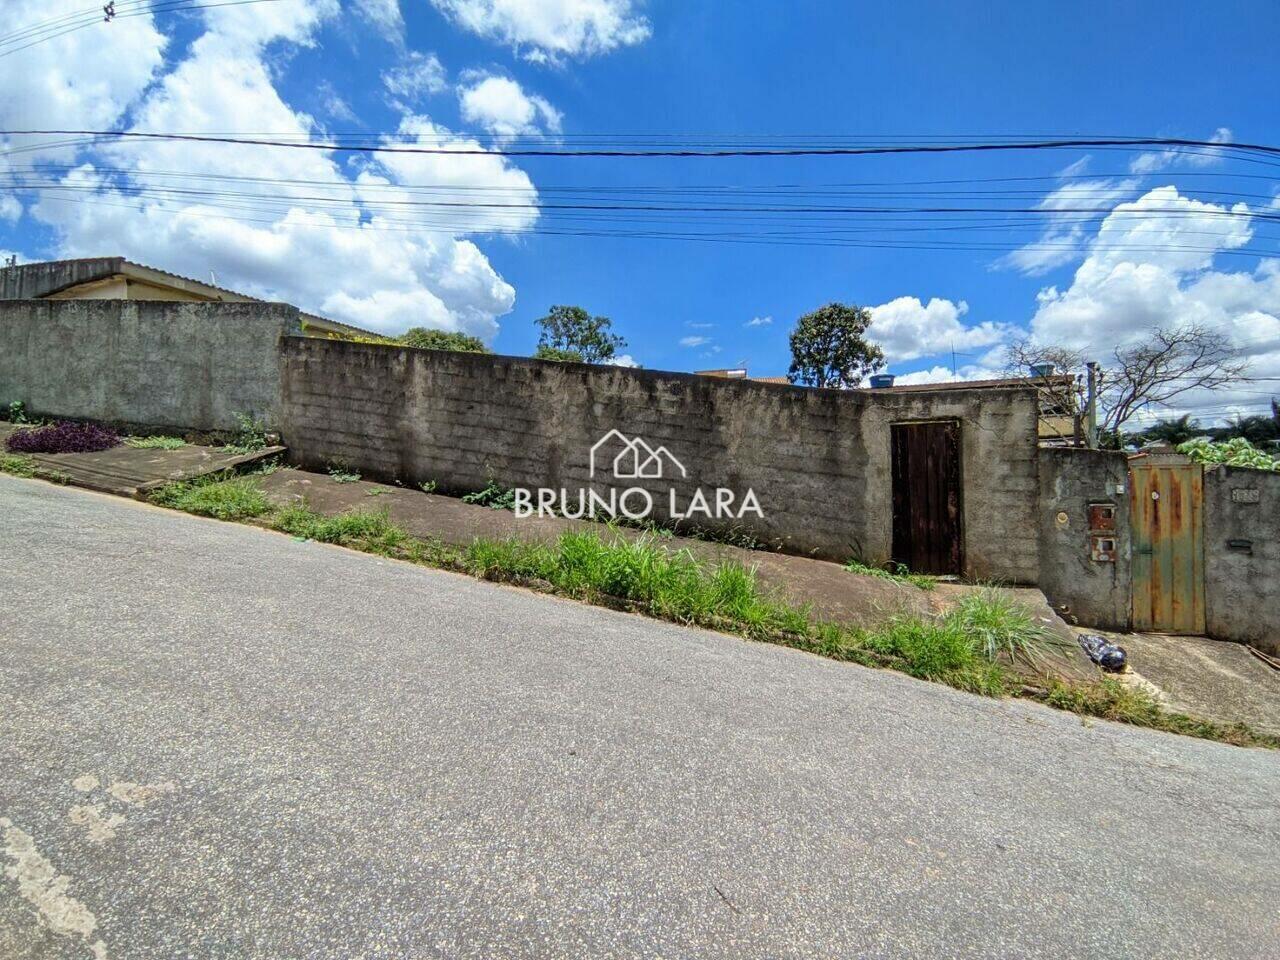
1038,447,1132,630
0,299,298,432
279,337,1042,577
1204,465,1280,655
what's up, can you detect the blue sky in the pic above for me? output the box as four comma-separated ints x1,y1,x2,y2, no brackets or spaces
2,0,1278,420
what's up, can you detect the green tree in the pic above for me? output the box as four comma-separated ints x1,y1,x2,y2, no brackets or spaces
534,305,625,364
1224,413,1280,444
533,345,586,363
397,328,490,353
787,302,886,389
1142,414,1200,445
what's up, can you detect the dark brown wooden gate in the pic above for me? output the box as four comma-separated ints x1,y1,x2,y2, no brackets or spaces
891,420,963,576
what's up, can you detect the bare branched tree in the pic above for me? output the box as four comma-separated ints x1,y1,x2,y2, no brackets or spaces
1100,325,1249,432
1005,325,1250,438
1002,337,1085,416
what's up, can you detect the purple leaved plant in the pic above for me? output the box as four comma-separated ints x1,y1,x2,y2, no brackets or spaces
6,421,121,454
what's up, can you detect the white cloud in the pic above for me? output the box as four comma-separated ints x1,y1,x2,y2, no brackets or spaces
457,73,561,139
891,364,1003,387
745,315,772,327
363,115,540,234
1029,185,1278,416
430,0,650,62
355,0,404,41
0,0,166,167
997,177,1138,275
15,5,541,342
1056,156,1091,178
383,52,448,104
679,335,711,348
317,81,358,123
607,353,639,367
200,0,339,52
1129,127,1232,174
868,296,1008,363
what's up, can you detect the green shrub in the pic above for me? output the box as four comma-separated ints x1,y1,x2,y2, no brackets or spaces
462,480,516,510
397,328,490,353
1177,437,1280,471
149,473,271,520
221,413,269,455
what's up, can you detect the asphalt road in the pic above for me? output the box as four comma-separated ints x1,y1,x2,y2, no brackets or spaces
1,476,1277,960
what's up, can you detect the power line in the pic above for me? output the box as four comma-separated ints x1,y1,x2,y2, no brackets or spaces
5,131,1280,160
3,164,1276,207
22,187,1280,261
8,177,1277,221
0,1,150,47
0,0,286,59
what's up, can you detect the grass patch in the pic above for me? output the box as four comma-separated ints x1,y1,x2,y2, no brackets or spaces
948,588,1065,667
0,453,68,484
1,453,37,478
328,465,361,483
845,559,935,590
148,472,271,521
461,531,812,640
1038,678,1278,748
125,435,186,450
270,503,407,555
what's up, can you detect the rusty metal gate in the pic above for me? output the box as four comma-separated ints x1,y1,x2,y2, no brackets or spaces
1130,462,1205,633
891,420,963,576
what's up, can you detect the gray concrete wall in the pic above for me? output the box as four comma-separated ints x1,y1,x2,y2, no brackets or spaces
0,258,126,298
0,299,297,432
279,338,1041,576
1038,448,1132,630
1204,465,1280,655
